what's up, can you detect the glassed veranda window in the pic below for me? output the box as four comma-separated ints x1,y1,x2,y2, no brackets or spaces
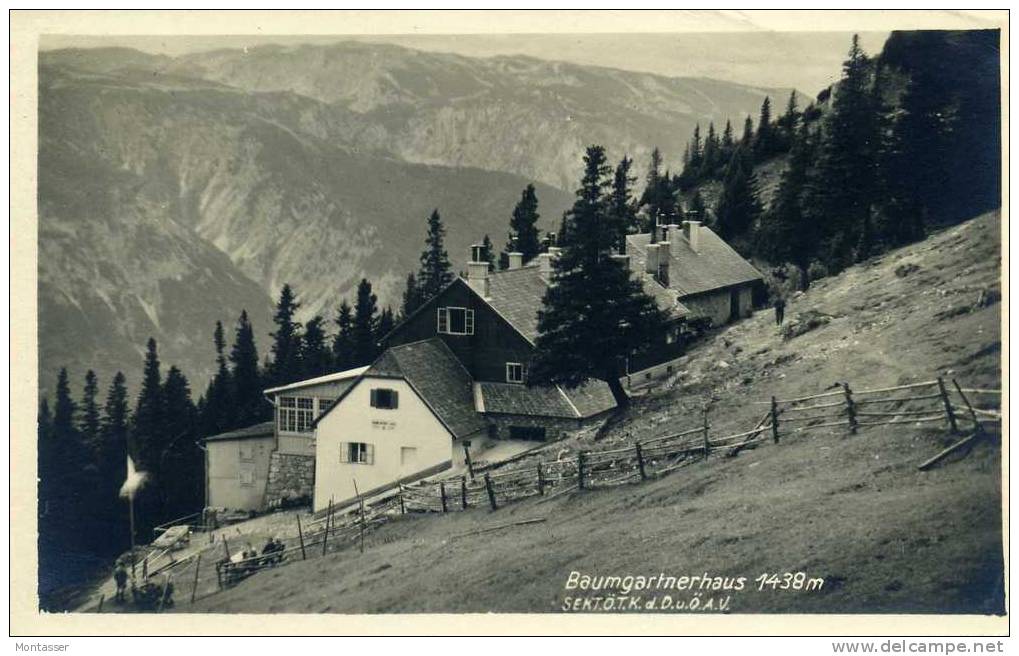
278,396,314,433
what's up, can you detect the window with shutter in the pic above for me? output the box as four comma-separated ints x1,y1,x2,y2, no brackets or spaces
370,388,398,409
437,308,448,333
341,442,373,465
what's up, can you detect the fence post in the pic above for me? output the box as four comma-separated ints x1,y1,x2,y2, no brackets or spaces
157,575,171,612
440,482,448,513
843,383,858,434
702,409,710,459
484,473,497,511
536,463,545,495
295,514,307,560
463,442,475,481
190,553,202,604
398,485,406,515
322,499,332,556
461,476,468,509
635,442,647,480
951,378,983,433
937,377,959,434
770,396,780,444
578,451,588,490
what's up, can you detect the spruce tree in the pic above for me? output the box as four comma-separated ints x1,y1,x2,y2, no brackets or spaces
715,148,763,245
376,306,396,344
688,189,708,224
721,119,735,164
332,301,356,370
777,91,800,151
229,310,265,426
505,184,542,264
765,121,818,288
530,146,668,408
99,372,130,520
78,370,101,452
609,155,638,250
201,321,233,436
131,338,163,471
268,284,303,387
417,209,453,301
741,115,755,150
159,366,201,521
702,122,720,176
480,234,496,272
301,315,332,378
353,278,379,365
754,96,774,159
401,273,423,318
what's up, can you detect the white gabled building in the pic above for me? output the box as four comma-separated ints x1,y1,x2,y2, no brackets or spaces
311,339,487,512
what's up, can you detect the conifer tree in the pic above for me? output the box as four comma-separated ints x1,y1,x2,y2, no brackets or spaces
721,119,735,163
229,310,265,426
131,339,163,470
505,185,542,264
417,209,453,301
78,370,101,451
99,372,130,520
688,125,703,169
741,115,755,150
158,366,200,520
480,234,496,272
702,122,720,175
401,273,423,318
376,306,396,344
268,284,303,387
332,301,356,370
353,278,379,365
777,91,800,150
755,96,774,159
609,155,638,249
201,321,233,436
301,316,332,378
715,148,763,245
530,146,668,408
764,120,818,288
688,189,708,224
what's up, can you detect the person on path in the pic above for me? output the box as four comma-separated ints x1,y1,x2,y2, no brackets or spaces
113,563,128,603
774,296,786,326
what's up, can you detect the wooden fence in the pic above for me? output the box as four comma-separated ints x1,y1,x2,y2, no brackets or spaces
89,375,1000,612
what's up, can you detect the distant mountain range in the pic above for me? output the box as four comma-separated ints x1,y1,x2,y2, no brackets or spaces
38,42,792,396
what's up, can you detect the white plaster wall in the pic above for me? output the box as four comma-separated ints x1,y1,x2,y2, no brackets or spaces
207,435,274,511
313,377,453,511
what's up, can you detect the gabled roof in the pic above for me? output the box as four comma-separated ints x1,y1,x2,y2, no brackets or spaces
626,227,763,298
475,379,617,420
263,366,369,395
204,420,275,443
314,338,486,440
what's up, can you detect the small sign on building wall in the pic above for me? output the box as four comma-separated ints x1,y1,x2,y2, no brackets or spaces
372,420,396,431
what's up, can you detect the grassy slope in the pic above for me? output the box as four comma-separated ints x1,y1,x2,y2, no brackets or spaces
187,212,1003,614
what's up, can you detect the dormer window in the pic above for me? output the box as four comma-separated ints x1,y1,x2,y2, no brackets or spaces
438,307,474,335
506,362,525,384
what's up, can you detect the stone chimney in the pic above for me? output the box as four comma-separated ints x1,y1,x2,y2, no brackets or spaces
538,252,553,282
467,243,490,298
644,243,660,275
507,251,524,270
611,253,630,274
683,221,703,253
657,240,671,285
664,224,683,257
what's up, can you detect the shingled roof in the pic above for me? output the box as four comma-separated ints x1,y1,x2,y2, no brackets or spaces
475,379,616,420
626,226,763,298
364,338,487,440
204,421,275,443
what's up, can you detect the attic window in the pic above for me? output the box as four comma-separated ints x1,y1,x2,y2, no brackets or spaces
279,396,314,433
438,307,474,335
370,388,399,409
506,362,525,384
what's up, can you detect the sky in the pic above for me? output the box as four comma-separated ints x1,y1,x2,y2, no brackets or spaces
41,31,891,95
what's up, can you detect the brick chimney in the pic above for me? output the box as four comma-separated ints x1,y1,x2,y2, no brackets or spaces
683,221,703,253
507,251,524,270
467,244,490,298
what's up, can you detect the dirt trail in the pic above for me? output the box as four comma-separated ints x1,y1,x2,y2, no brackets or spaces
177,212,1003,614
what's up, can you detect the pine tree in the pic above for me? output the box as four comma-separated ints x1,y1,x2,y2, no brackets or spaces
353,278,379,365
702,122,720,176
301,315,332,378
764,120,818,288
777,91,800,151
229,310,265,426
78,370,101,452
689,126,703,169
332,301,356,370
131,338,163,470
159,366,201,522
741,115,755,150
609,155,638,250
715,148,763,245
401,273,423,318
201,321,233,436
505,185,542,264
721,119,735,164
480,234,496,272
417,209,453,301
814,34,880,270
530,146,669,409
268,284,303,387
376,306,396,344
99,372,130,515
754,96,774,159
